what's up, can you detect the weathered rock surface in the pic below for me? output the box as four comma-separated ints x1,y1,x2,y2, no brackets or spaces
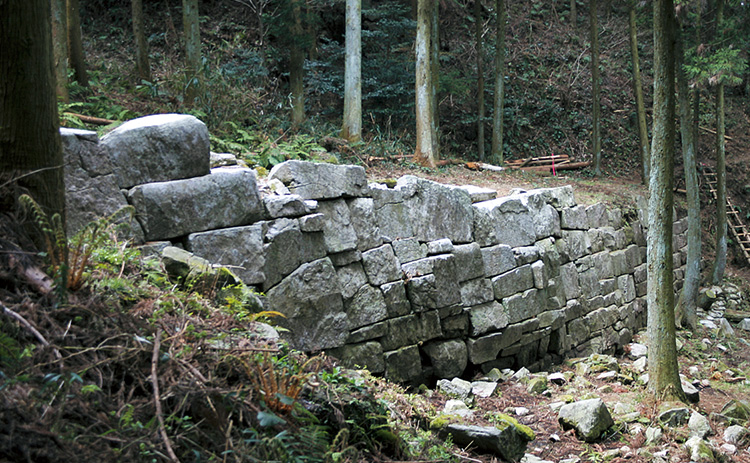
269,160,368,199
61,128,145,241
445,419,534,461
101,114,210,188
558,398,614,442
186,224,266,285
128,167,263,240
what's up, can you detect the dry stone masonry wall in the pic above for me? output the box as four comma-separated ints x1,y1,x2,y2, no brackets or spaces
62,115,690,384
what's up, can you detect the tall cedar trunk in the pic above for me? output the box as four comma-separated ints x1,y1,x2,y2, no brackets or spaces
676,21,700,330
474,0,485,160
132,0,151,81
182,0,201,105
712,0,727,284
647,0,685,403
430,1,439,136
491,0,506,164
1,0,66,221
414,0,437,167
290,0,306,126
67,0,89,87
712,82,727,283
341,0,362,142
589,0,601,176
629,4,649,185
570,0,576,26
51,0,69,102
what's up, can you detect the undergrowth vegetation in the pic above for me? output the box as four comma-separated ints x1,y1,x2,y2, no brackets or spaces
0,206,472,462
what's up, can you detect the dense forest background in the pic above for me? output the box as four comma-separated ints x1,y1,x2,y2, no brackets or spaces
65,0,748,176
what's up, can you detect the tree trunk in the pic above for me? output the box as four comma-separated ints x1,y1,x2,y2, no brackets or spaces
570,0,576,26
628,3,649,185
430,0,439,136
712,82,727,284
474,0,485,161
341,0,362,142
182,0,201,105
414,0,437,167
676,20,699,331
132,0,151,82
290,0,306,127
491,0,506,164
51,0,69,102
1,0,66,221
67,0,89,87
647,0,685,403
711,0,727,284
589,0,601,176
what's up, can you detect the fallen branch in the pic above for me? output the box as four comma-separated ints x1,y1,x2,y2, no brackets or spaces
9,254,53,295
466,162,505,172
699,125,733,141
151,328,181,463
64,112,116,126
1,301,62,359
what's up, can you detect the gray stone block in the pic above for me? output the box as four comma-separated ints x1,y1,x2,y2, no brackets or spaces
331,342,384,373
345,285,388,330
427,238,454,255
102,114,210,188
381,281,411,317
397,176,474,243
460,278,495,306
384,345,422,383
391,238,426,264
482,244,516,277
514,246,541,266
531,260,547,289
186,224,265,285
492,265,534,300
317,199,359,253
505,288,544,324
473,196,535,247
361,244,402,285
370,184,414,241
382,312,441,351
423,339,468,378
562,230,591,261
561,205,589,230
586,203,609,229
265,258,348,351
467,323,523,364
128,167,263,241
298,213,325,232
468,301,509,336
452,243,485,282
347,322,387,344
263,194,311,218
260,218,327,290
269,160,368,199
335,262,369,299
347,197,383,251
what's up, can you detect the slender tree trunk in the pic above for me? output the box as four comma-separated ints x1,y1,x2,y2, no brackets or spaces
341,0,362,142
67,0,89,87
430,0,439,136
1,0,66,221
290,0,306,127
182,0,201,105
589,0,601,176
712,0,727,284
570,0,576,26
629,3,649,185
474,0,485,160
676,21,700,331
647,0,685,403
414,0,437,167
491,0,506,164
51,0,69,102
132,0,151,81
712,82,727,284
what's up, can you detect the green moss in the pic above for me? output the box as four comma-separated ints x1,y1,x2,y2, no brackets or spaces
429,414,463,430
492,413,536,441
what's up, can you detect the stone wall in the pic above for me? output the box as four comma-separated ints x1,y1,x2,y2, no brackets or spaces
62,115,689,384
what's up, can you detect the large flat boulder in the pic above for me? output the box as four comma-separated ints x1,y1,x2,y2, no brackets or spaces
61,128,145,242
473,196,535,247
101,114,210,188
269,160,368,199
128,167,263,240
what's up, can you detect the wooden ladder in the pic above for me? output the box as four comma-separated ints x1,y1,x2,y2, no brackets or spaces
700,165,750,265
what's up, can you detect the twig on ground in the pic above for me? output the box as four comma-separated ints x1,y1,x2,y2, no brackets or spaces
1,301,61,359
151,327,181,463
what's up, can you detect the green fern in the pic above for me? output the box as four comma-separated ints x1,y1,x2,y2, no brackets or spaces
19,194,136,294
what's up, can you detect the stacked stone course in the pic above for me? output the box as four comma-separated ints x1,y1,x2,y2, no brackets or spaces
62,115,689,384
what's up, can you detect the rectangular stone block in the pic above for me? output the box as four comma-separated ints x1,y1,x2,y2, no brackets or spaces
128,167,263,241
452,243,485,282
504,288,544,324
560,262,582,299
269,160,368,199
460,278,495,306
468,301,509,336
492,265,534,300
187,223,265,285
392,237,426,264
481,244,516,277
362,244,402,286
467,323,523,364
473,196,535,247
